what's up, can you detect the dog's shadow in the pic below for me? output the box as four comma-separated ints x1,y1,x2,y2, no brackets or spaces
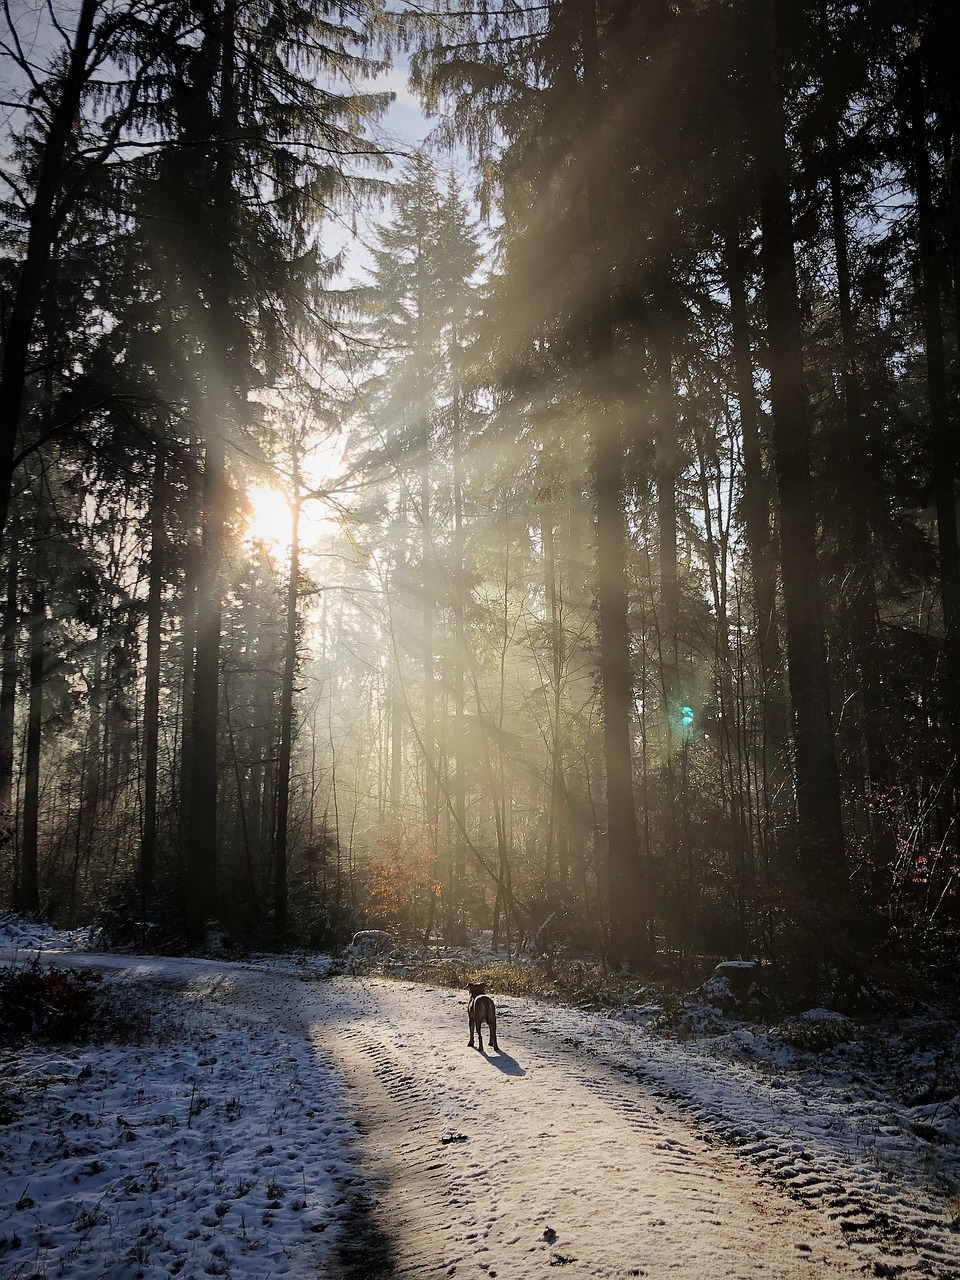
482,1050,525,1077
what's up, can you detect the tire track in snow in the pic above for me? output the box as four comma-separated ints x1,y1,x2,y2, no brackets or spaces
483,1026,855,1277
511,1010,960,1280
312,978,869,1279
312,1016,457,1277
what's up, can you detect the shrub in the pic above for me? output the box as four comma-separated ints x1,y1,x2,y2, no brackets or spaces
778,1008,856,1053
404,956,633,1007
0,958,101,1040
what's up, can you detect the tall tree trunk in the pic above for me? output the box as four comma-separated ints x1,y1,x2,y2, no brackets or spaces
563,444,591,895
416,249,439,855
389,658,404,816
20,581,45,913
0,0,97,556
756,0,845,887
580,0,650,969
176,437,200,869
71,630,104,918
492,502,515,955
141,446,166,909
653,327,681,938
420,437,437,844
450,358,468,939
185,434,225,936
0,542,19,814
723,232,786,731
247,608,272,892
695,433,753,952
185,9,239,939
827,132,891,794
387,467,407,822
724,230,790,879
542,509,568,888
274,488,301,944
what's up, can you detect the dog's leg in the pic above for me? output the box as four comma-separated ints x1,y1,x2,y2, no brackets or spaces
468,1010,475,1048
488,1010,499,1052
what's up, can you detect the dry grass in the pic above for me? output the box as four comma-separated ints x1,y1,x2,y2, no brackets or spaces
394,955,637,1008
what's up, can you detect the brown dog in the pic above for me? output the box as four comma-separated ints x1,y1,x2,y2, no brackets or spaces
467,982,499,1052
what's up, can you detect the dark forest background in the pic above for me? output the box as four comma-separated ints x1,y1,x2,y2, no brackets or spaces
1,0,958,987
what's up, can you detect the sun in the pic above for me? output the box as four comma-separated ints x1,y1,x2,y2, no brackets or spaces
243,431,347,558
244,475,343,561
244,484,295,557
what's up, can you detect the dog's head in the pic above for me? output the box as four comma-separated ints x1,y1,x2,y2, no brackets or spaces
467,982,486,999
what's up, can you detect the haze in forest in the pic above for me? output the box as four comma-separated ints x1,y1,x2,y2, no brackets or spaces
0,0,958,993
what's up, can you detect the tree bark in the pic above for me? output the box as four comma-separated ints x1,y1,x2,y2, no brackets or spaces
723,232,785,722
653,325,680,908
141,446,166,909
176,439,200,870
274,485,300,944
185,429,226,937
389,659,404,816
542,509,569,888
416,245,439,857
184,6,239,938
827,133,891,792
0,541,19,814
450,350,468,938
19,583,45,913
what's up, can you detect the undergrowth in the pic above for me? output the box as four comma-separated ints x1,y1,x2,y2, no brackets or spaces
0,958,154,1043
397,956,638,1007
0,957,101,1040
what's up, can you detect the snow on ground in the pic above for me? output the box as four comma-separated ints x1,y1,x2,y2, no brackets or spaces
0,952,359,1279
1,918,959,1280
312,973,960,1279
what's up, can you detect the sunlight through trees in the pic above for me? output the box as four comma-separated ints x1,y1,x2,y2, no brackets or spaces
1,0,958,983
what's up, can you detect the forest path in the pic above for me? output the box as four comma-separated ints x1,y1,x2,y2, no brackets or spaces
285,973,865,1279
7,952,945,1279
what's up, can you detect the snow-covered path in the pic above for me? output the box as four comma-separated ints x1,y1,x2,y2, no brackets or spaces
306,976,863,1279
3,947,959,1279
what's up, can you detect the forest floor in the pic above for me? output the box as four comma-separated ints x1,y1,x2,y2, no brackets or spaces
1,920,959,1280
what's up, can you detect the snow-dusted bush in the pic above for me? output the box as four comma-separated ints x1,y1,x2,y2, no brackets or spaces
0,960,161,1045
778,1008,856,1053
0,958,101,1040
